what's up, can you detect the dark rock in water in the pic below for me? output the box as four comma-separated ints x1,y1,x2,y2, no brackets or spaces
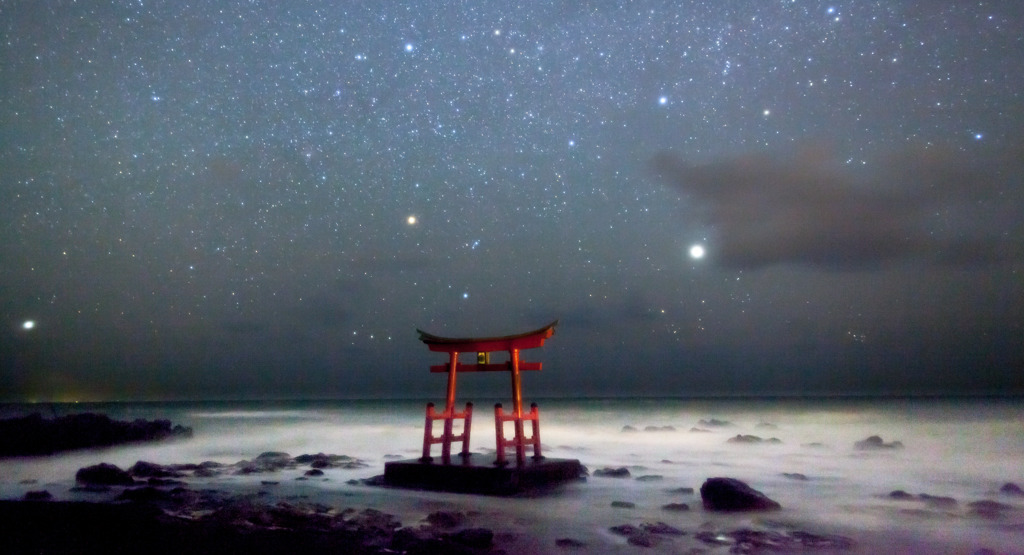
609,524,641,537
0,413,193,456
1000,482,1024,496
24,490,52,501
696,529,855,550
700,477,781,511
611,500,636,508
968,500,1013,518
727,434,764,444
621,425,638,432
698,418,732,427
452,528,493,548
782,472,809,481
756,421,778,430
555,537,587,548
919,493,957,508
117,486,174,503
661,503,690,511
854,435,904,450
666,486,695,495
129,460,183,478
593,467,631,478
305,468,324,476
76,463,135,486
644,425,676,432
425,510,466,529
889,490,915,500
766,437,783,444
147,477,187,487
635,474,663,482
802,442,827,448
642,521,685,535
689,427,712,433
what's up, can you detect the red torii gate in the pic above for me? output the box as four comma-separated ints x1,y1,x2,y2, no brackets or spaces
417,320,557,466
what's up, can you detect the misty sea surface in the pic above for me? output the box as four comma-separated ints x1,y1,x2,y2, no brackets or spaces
2,397,1023,554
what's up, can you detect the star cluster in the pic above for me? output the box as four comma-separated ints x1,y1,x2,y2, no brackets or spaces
1,2,1022,400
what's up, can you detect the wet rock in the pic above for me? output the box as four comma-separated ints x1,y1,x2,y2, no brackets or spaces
0,413,192,456
593,467,631,478
854,435,903,450
661,503,690,511
1000,482,1024,496
609,524,641,537
642,521,685,535
643,425,676,432
968,500,1013,518
689,427,712,433
756,421,778,430
305,468,324,476
635,474,663,482
782,472,809,481
146,477,187,487
24,490,52,501
698,418,732,427
666,486,695,495
425,510,466,529
695,529,854,550
727,434,764,444
76,463,136,486
452,527,493,548
611,501,636,508
555,537,586,548
700,477,781,511
919,493,957,508
117,486,174,503
129,460,183,478
889,490,915,500
621,425,638,432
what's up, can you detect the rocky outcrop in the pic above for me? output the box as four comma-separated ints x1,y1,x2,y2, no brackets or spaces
1000,482,1024,496
854,435,903,450
727,434,782,444
593,467,631,478
75,463,136,486
700,477,781,511
0,413,193,457
697,418,732,427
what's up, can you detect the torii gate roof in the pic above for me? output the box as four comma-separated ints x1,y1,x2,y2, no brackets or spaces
416,320,558,353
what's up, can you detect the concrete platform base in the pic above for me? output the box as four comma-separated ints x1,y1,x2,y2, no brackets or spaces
383,454,583,495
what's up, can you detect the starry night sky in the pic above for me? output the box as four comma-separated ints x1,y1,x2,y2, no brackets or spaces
2,1,1022,401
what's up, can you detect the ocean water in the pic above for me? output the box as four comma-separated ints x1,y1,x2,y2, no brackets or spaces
1,397,1022,554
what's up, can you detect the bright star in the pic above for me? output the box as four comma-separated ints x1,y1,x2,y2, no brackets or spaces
22,320,35,330
407,215,418,225
659,96,668,105
404,43,414,52
689,245,705,259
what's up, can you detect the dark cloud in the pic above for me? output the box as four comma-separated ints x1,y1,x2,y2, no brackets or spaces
652,144,1023,270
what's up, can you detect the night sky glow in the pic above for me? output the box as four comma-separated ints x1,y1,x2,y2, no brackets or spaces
2,2,1022,401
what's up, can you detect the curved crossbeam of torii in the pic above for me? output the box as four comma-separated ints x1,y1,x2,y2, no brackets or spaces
416,320,558,466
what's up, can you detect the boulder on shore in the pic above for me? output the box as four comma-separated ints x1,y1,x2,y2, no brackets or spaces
854,435,903,450
700,477,781,511
76,463,135,486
